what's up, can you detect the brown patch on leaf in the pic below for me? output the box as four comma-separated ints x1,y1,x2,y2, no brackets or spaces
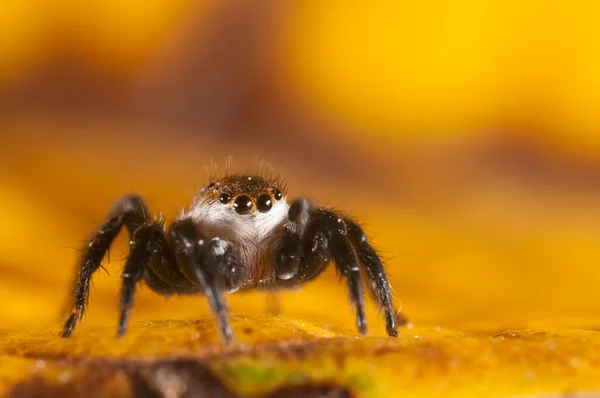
9,358,352,398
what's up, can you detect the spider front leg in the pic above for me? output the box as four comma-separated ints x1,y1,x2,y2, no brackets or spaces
168,219,236,344
62,195,149,337
275,199,404,337
119,219,238,343
275,198,311,280
275,200,368,335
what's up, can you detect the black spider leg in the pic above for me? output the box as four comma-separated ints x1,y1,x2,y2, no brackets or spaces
117,219,236,343
275,198,311,280
62,195,148,337
117,222,166,337
275,199,368,335
325,213,368,335
168,219,233,344
118,220,235,343
265,290,282,315
344,218,407,337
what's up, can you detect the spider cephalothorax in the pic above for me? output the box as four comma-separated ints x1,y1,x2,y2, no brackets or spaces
62,173,408,343
185,175,289,286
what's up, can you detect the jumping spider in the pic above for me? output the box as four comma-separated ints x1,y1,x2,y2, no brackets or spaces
62,174,408,343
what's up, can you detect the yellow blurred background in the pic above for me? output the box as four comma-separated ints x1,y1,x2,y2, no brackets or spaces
1,0,600,337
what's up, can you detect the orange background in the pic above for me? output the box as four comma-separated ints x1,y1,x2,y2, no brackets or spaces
2,0,600,341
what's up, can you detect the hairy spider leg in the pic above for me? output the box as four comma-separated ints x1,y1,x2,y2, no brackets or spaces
328,226,368,334
275,198,312,280
276,199,328,284
62,196,234,343
62,195,148,337
274,200,368,335
265,290,282,315
112,219,236,342
344,218,406,337
118,223,165,337
168,219,233,344
118,221,234,343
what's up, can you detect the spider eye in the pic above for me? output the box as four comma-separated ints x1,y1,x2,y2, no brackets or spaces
234,195,253,215
219,193,231,204
257,194,273,212
273,189,283,201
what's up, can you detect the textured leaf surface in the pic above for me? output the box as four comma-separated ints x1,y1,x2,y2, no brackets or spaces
3,1,600,394
3,320,600,397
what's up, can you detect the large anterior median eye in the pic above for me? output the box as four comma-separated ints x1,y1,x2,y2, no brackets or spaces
257,194,273,212
219,193,231,204
234,195,253,214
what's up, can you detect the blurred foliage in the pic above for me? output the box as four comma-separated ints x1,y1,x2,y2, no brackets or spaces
284,1,600,151
1,1,600,397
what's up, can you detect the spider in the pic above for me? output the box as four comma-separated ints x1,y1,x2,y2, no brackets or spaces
62,174,408,343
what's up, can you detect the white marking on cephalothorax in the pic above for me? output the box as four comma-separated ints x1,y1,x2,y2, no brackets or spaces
211,238,228,256
278,271,294,280
182,197,290,280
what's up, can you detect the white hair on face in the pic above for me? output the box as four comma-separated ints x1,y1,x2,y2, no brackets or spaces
182,197,290,282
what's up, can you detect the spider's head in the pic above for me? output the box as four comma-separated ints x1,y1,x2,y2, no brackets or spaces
185,173,289,276
194,174,287,216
